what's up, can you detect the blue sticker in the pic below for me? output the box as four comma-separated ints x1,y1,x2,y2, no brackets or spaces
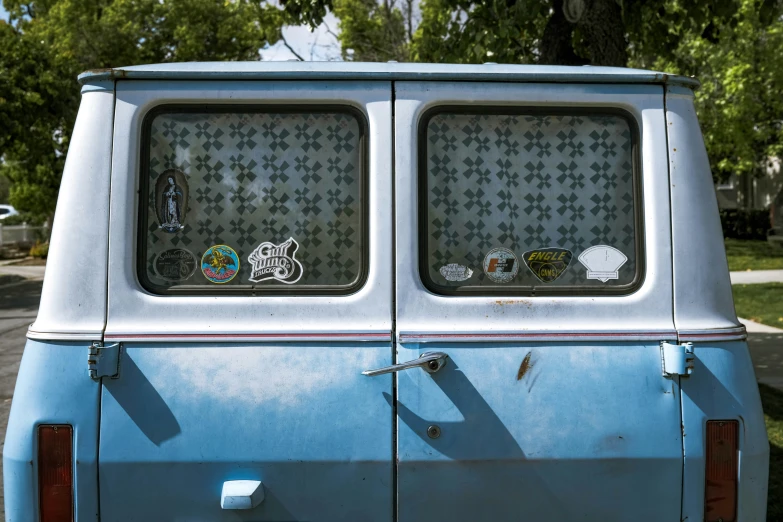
201,245,240,284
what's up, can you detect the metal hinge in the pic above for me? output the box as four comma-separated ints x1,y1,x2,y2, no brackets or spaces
660,341,694,377
88,342,121,380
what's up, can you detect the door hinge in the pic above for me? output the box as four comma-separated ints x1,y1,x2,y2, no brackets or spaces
660,341,694,377
88,342,121,380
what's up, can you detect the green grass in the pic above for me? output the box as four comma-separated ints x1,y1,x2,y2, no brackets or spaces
760,383,783,521
725,239,783,271
732,283,783,328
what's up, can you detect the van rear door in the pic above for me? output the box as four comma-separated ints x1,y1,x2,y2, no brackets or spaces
98,80,394,520
390,81,684,521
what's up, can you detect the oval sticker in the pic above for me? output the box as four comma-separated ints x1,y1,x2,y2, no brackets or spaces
155,248,197,281
201,245,240,284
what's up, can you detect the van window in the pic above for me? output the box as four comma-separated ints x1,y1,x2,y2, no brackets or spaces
140,107,366,294
421,109,641,295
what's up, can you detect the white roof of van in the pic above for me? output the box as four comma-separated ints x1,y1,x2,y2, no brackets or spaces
78,62,699,89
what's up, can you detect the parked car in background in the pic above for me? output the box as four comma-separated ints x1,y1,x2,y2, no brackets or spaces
0,204,19,220
3,62,769,522
769,188,783,247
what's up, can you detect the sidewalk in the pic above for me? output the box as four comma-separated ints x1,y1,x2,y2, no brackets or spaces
0,265,45,282
730,269,783,284
739,317,783,333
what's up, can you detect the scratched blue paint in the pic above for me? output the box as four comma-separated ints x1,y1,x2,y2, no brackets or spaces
3,341,100,522
396,342,683,521
680,341,769,521
98,343,393,521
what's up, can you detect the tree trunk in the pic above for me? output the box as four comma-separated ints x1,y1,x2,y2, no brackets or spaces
577,0,627,66
539,0,628,67
539,0,588,65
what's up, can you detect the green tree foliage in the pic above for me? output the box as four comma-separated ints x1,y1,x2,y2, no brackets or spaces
0,0,285,217
283,0,783,187
635,0,783,184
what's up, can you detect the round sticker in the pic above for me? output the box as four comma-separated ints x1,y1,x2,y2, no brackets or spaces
201,245,240,284
155,248,197,281
483,248,519,283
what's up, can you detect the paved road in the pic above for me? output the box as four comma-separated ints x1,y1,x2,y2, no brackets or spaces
0,280,43,517
0,280,780,517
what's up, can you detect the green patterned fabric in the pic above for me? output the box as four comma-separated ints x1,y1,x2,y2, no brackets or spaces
143,110,364,290
424,112,638,290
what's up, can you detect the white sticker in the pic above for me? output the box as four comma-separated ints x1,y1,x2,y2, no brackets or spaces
578,245,627,283
439,263,474,282
248,237,304,284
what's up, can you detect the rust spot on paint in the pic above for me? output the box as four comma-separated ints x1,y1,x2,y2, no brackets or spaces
495,299,532,308
516,351,533,380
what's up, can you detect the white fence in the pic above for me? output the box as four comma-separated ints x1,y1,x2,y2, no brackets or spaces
0,223,49,248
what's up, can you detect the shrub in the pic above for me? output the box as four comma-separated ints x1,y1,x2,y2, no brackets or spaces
29,242,49,259
719,209,770,240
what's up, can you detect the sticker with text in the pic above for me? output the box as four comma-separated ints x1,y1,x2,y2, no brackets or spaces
248,237,304,284
439,263,474,282
522,247,573,283
201,245,240,284
155,248,197,281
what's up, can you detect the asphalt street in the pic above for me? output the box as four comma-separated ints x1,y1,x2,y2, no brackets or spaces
0,280,780,517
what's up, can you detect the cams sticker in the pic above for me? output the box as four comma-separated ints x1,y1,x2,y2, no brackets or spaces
483,248,519,283
155,169,189,233
578,245,627,283
201,245,240,284
522,247,573,283
248,237,303,284
155,248,197,281
439,263,473,282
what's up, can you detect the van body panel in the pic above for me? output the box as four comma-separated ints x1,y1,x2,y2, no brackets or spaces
394,81,675,337
3,341,100,522
6,64,767,522
666,86,740,331
396,342,683,521
98,344,393,521
105,80,393,340
29,87,114,340
680,341,769,522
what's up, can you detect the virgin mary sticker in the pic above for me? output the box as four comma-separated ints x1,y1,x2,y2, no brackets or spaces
522,247,573,283
155,169,189,233
248,237,304,284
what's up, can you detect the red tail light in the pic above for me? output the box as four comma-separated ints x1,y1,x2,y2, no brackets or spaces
38,425,73,522
704,420,739,522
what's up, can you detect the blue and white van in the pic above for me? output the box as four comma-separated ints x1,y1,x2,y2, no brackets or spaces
4,63,769,521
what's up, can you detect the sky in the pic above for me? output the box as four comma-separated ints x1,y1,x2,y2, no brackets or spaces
0,3,342,62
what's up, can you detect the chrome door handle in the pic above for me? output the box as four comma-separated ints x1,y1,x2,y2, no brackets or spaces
362,352,448,376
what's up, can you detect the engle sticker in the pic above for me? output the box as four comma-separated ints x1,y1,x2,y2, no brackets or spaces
578,245,627,282
248,237,304,284
155,169,189,233
201,245,240,284
439,263,473,282
483,248,519,283
522,247,573,283
155,248,197,281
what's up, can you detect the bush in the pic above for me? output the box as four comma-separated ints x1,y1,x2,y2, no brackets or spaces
29,242,49,259
719,208,770,240
1,212,47,226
